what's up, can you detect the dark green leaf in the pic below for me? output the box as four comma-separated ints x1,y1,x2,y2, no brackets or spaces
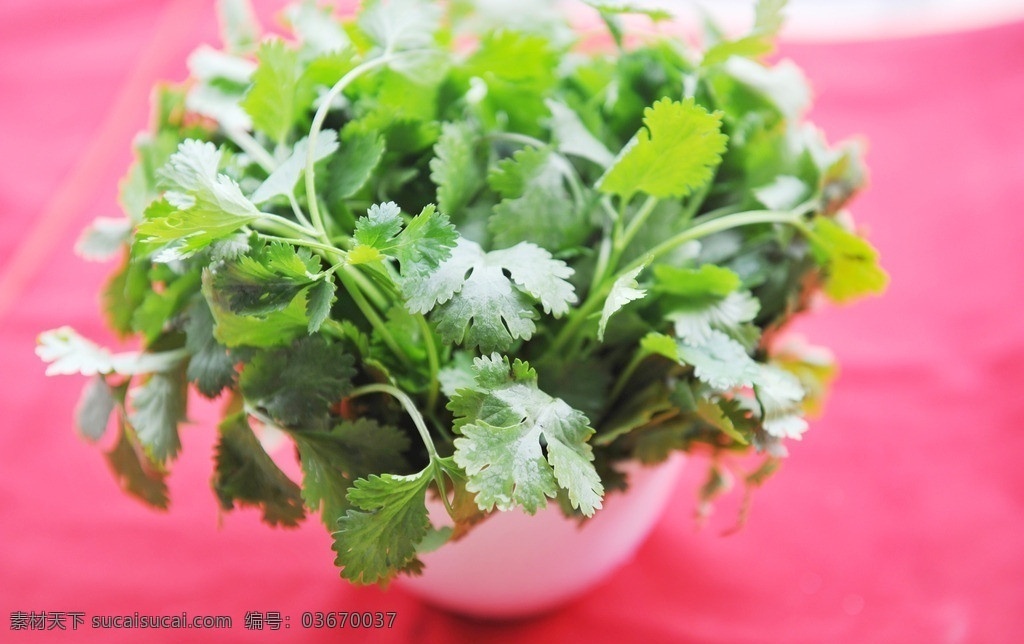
184,297,236,398
240,335,355,429
213,412,305,527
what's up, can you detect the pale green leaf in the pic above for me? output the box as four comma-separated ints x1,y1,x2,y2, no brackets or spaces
598,98,727,202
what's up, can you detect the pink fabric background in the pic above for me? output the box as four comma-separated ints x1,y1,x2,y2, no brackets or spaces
2,1,1022,641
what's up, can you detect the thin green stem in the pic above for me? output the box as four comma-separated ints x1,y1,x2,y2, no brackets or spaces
348,383,439,460
345,265,390,311
288,193,313,229
226,128,276,172
609,350,646,402
550,208,805,355
347,383,456,517
256,233,342,256
416,315,441,412
305,54,398,241
257,211,317,239
336,268,411,368
616,195,658,255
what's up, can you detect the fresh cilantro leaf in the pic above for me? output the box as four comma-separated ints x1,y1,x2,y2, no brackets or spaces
213,412,306,527
128,366,188,463
668,291,760,343
75,376,117,442
358,0,443,80
136,141,261,260
351,203,458,279
184,297,236,398
703,0,787,66
252,130,339,204
328,130,385,201
210,241,321,315
653,264,742,299
774,338,836,415
131,268,201,343
241,39,309,144
36,327,187,377
696,396,751,445
430,122,484,218
240,335,355,429
450,354,604,516
105,417,170,510
487,146,587,251
102,259,150,337
404,239,577,352
545,99,614,167
333,468,433,585
294,418,410,529
305,275,336,334
75,217,131,261
676,330,761,391
808,217,888,302
753,364,807,439
713,57,811,120
462,31,557,135
598,265,647,342
598,98,727,202
203,272,311,348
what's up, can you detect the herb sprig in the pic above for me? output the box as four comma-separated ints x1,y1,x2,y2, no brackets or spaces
40,0,886,586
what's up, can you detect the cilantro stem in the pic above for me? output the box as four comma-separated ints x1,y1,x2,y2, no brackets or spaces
256,211,317,239
550,208,805,356
257,234,340,256
305,54,399,242
287,193,314,229
226,128,276,172
416,315,440,412
344,385,455,518
336,268,412,370
614,194,658,257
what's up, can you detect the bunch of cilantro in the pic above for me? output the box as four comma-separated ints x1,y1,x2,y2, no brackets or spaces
38,0,886,585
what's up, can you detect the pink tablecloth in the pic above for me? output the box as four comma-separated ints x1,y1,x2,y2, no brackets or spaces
2,2,1022,641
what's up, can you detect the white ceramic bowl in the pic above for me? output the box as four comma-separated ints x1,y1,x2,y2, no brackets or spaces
396,454,685,619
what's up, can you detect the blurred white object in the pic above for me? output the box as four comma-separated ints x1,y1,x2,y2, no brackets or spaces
609,0,1024,40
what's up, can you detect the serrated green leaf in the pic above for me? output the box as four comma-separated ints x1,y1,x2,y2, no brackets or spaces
184,297,236,398
293,419,413,537
131,268,201,343
352,202,458,280
137,141,261,259
753,364,808,439
102,259,150,337
213,412,305,527
676,330,761,391
305,276,336,333
431,121,483,217
75,376,117,442
284,0,349,57
329,130,385,200
210,242,320,316
333,468,433,585
598,265,647,342
204,272,311,348
583,0,672,21
105,417,170,510
240,335,355,429
598,98,727,202
36,327,187,377
487,146,587,251
450,354,603,516
808,217,888,302
128,366,188,463
241,39,308,143
668,291,760,343
653,264,742,298
404,239,576,352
